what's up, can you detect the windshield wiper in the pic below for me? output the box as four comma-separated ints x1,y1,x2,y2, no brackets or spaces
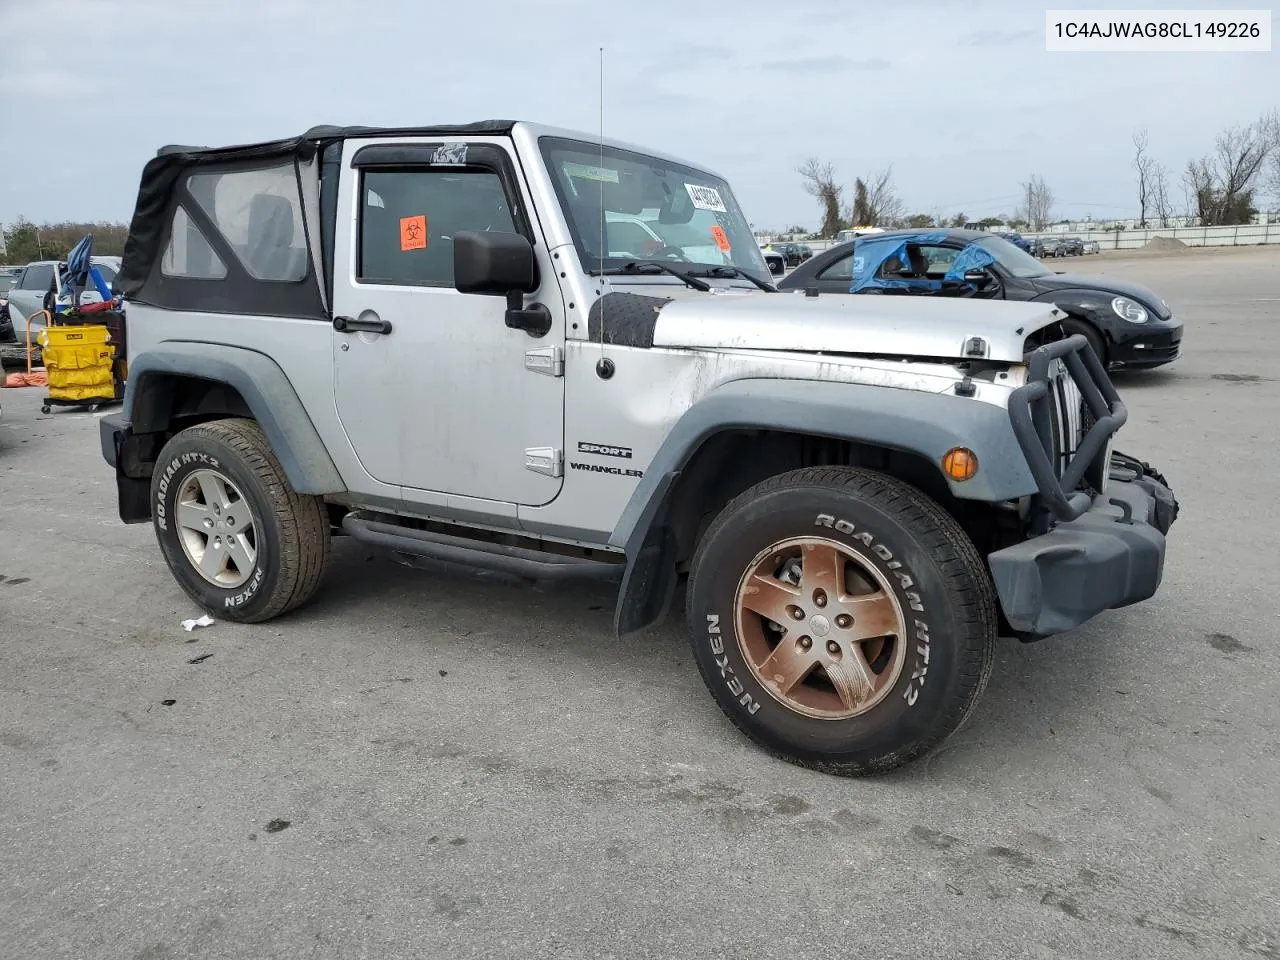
704,265,776,292
599,260,712,292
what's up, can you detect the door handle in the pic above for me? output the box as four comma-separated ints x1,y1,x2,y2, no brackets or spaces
333,315,393,335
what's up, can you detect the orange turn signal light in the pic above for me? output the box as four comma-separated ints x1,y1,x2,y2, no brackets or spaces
942,447,979,481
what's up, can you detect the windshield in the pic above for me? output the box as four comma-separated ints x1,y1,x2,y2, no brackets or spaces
974,235,1051,278
539,136,769,280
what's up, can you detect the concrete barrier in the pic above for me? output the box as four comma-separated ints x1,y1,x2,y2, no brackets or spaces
788,223,1280,253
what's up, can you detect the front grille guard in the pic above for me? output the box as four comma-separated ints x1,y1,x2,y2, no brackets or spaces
1008,334,1128,524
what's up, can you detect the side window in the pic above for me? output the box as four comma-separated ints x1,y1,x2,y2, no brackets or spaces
358,168,517,287
162,206,229,279
22,264,54,291
187,164,308,282
817,253,854,282
918,245,960,275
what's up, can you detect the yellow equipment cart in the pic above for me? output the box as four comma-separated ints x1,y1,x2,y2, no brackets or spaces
37,320,118,414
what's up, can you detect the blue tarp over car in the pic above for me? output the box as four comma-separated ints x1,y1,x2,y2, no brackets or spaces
850,232,998,294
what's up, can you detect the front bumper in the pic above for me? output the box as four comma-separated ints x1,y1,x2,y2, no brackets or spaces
989,455,1178,638
1110,323,1183,367
997,334,1179,638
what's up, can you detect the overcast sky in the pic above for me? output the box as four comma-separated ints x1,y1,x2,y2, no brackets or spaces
1,0,1276,231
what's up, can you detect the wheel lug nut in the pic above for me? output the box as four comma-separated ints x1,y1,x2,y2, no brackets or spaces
789,606,805,620
835,614,852,629
799,636,812,650
827,641,840,655
814,591,827,608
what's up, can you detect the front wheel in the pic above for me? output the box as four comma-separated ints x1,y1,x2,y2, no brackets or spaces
150,418,331,623
687,466,998,776
1062,317,1108,368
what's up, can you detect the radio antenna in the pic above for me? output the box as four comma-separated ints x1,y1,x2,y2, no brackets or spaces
597,45,607,361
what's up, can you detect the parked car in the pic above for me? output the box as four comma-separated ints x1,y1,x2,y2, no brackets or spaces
4,257,120,343
99,120,1176,777
996,231,1032,253
759,247,786,276
0,266,20,343
1083,240,1100,254
776,228,1183,369
836,227,885,243
1057,237,1085,256
1030,237,1062,257
772,242,812,267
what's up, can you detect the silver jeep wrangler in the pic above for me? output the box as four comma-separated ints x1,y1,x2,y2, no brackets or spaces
100,121,1178,775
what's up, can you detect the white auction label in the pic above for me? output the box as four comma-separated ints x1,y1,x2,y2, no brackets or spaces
1046,9,1271,51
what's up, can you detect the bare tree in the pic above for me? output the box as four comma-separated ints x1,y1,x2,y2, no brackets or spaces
1150,161,1173,227
1183,114,1276,225
1016,175,1054,231
797,158,844,239
847,167,905,228
1133,129,1154,227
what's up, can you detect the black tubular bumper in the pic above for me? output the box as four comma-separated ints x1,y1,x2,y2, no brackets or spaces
992,334,1179,638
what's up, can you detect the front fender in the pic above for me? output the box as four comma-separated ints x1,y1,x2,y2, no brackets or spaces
612,377,1034,551
1028,289,1111,329
608,377,1037,636
121,342,345,495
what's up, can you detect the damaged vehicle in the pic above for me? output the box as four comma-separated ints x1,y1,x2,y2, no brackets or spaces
100,122,1178,776
778,229,1184,369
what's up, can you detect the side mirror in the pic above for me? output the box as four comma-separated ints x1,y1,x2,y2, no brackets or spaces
963,269,991,284
453,230,550,337
454,230,537,296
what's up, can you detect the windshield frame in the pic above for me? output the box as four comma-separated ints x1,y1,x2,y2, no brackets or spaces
537,135,769,281
973,235,1052,279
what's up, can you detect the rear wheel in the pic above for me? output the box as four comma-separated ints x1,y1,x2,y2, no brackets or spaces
687,466,998,776
151,418,330,622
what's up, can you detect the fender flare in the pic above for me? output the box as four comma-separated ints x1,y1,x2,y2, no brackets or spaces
1028,290,1113,337
124,342,346,495
609,377,1036,636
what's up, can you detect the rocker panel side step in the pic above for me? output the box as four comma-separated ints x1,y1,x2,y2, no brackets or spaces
342,513,623,583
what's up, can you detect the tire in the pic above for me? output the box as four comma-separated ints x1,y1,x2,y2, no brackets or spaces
150,417,330,623
1062,316,1108,368
687,466,997,776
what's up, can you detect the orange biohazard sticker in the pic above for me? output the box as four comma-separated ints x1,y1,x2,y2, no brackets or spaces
400,215,427,251
710,225,730,253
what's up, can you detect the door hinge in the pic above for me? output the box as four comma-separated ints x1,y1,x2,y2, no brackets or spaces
525,446,563,478
524,345,564,377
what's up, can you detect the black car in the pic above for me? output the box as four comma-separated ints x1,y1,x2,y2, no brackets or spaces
1057,237,1085,256
777,229,1182,369
776,242,813,267
759,247,786,276
0,267,18,343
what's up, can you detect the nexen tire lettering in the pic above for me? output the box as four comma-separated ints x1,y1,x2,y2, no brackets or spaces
706,614,761,715
813,512,932,708
155,453,221,532
225,566,265,608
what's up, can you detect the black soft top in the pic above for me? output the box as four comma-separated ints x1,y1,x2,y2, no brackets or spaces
117,121,515,317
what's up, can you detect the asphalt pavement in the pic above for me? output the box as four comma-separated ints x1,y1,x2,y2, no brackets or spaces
1,245,1278,960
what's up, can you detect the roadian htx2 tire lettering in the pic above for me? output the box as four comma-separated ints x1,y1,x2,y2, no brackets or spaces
687,466,997,776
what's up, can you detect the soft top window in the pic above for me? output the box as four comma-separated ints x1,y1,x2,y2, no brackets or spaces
187,165,307,282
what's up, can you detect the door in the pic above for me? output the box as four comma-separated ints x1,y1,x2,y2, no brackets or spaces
7,263,55,337
330,137,567,507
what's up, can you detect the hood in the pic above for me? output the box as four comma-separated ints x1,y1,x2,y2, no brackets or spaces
650,290,1065,363
1029,272,1172,317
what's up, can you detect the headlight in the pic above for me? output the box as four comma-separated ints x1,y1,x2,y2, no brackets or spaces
1111,296,1149,323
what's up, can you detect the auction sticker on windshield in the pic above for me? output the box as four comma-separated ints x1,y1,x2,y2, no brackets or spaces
686,184,727,212
564,162,620,183
711,225,731,253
